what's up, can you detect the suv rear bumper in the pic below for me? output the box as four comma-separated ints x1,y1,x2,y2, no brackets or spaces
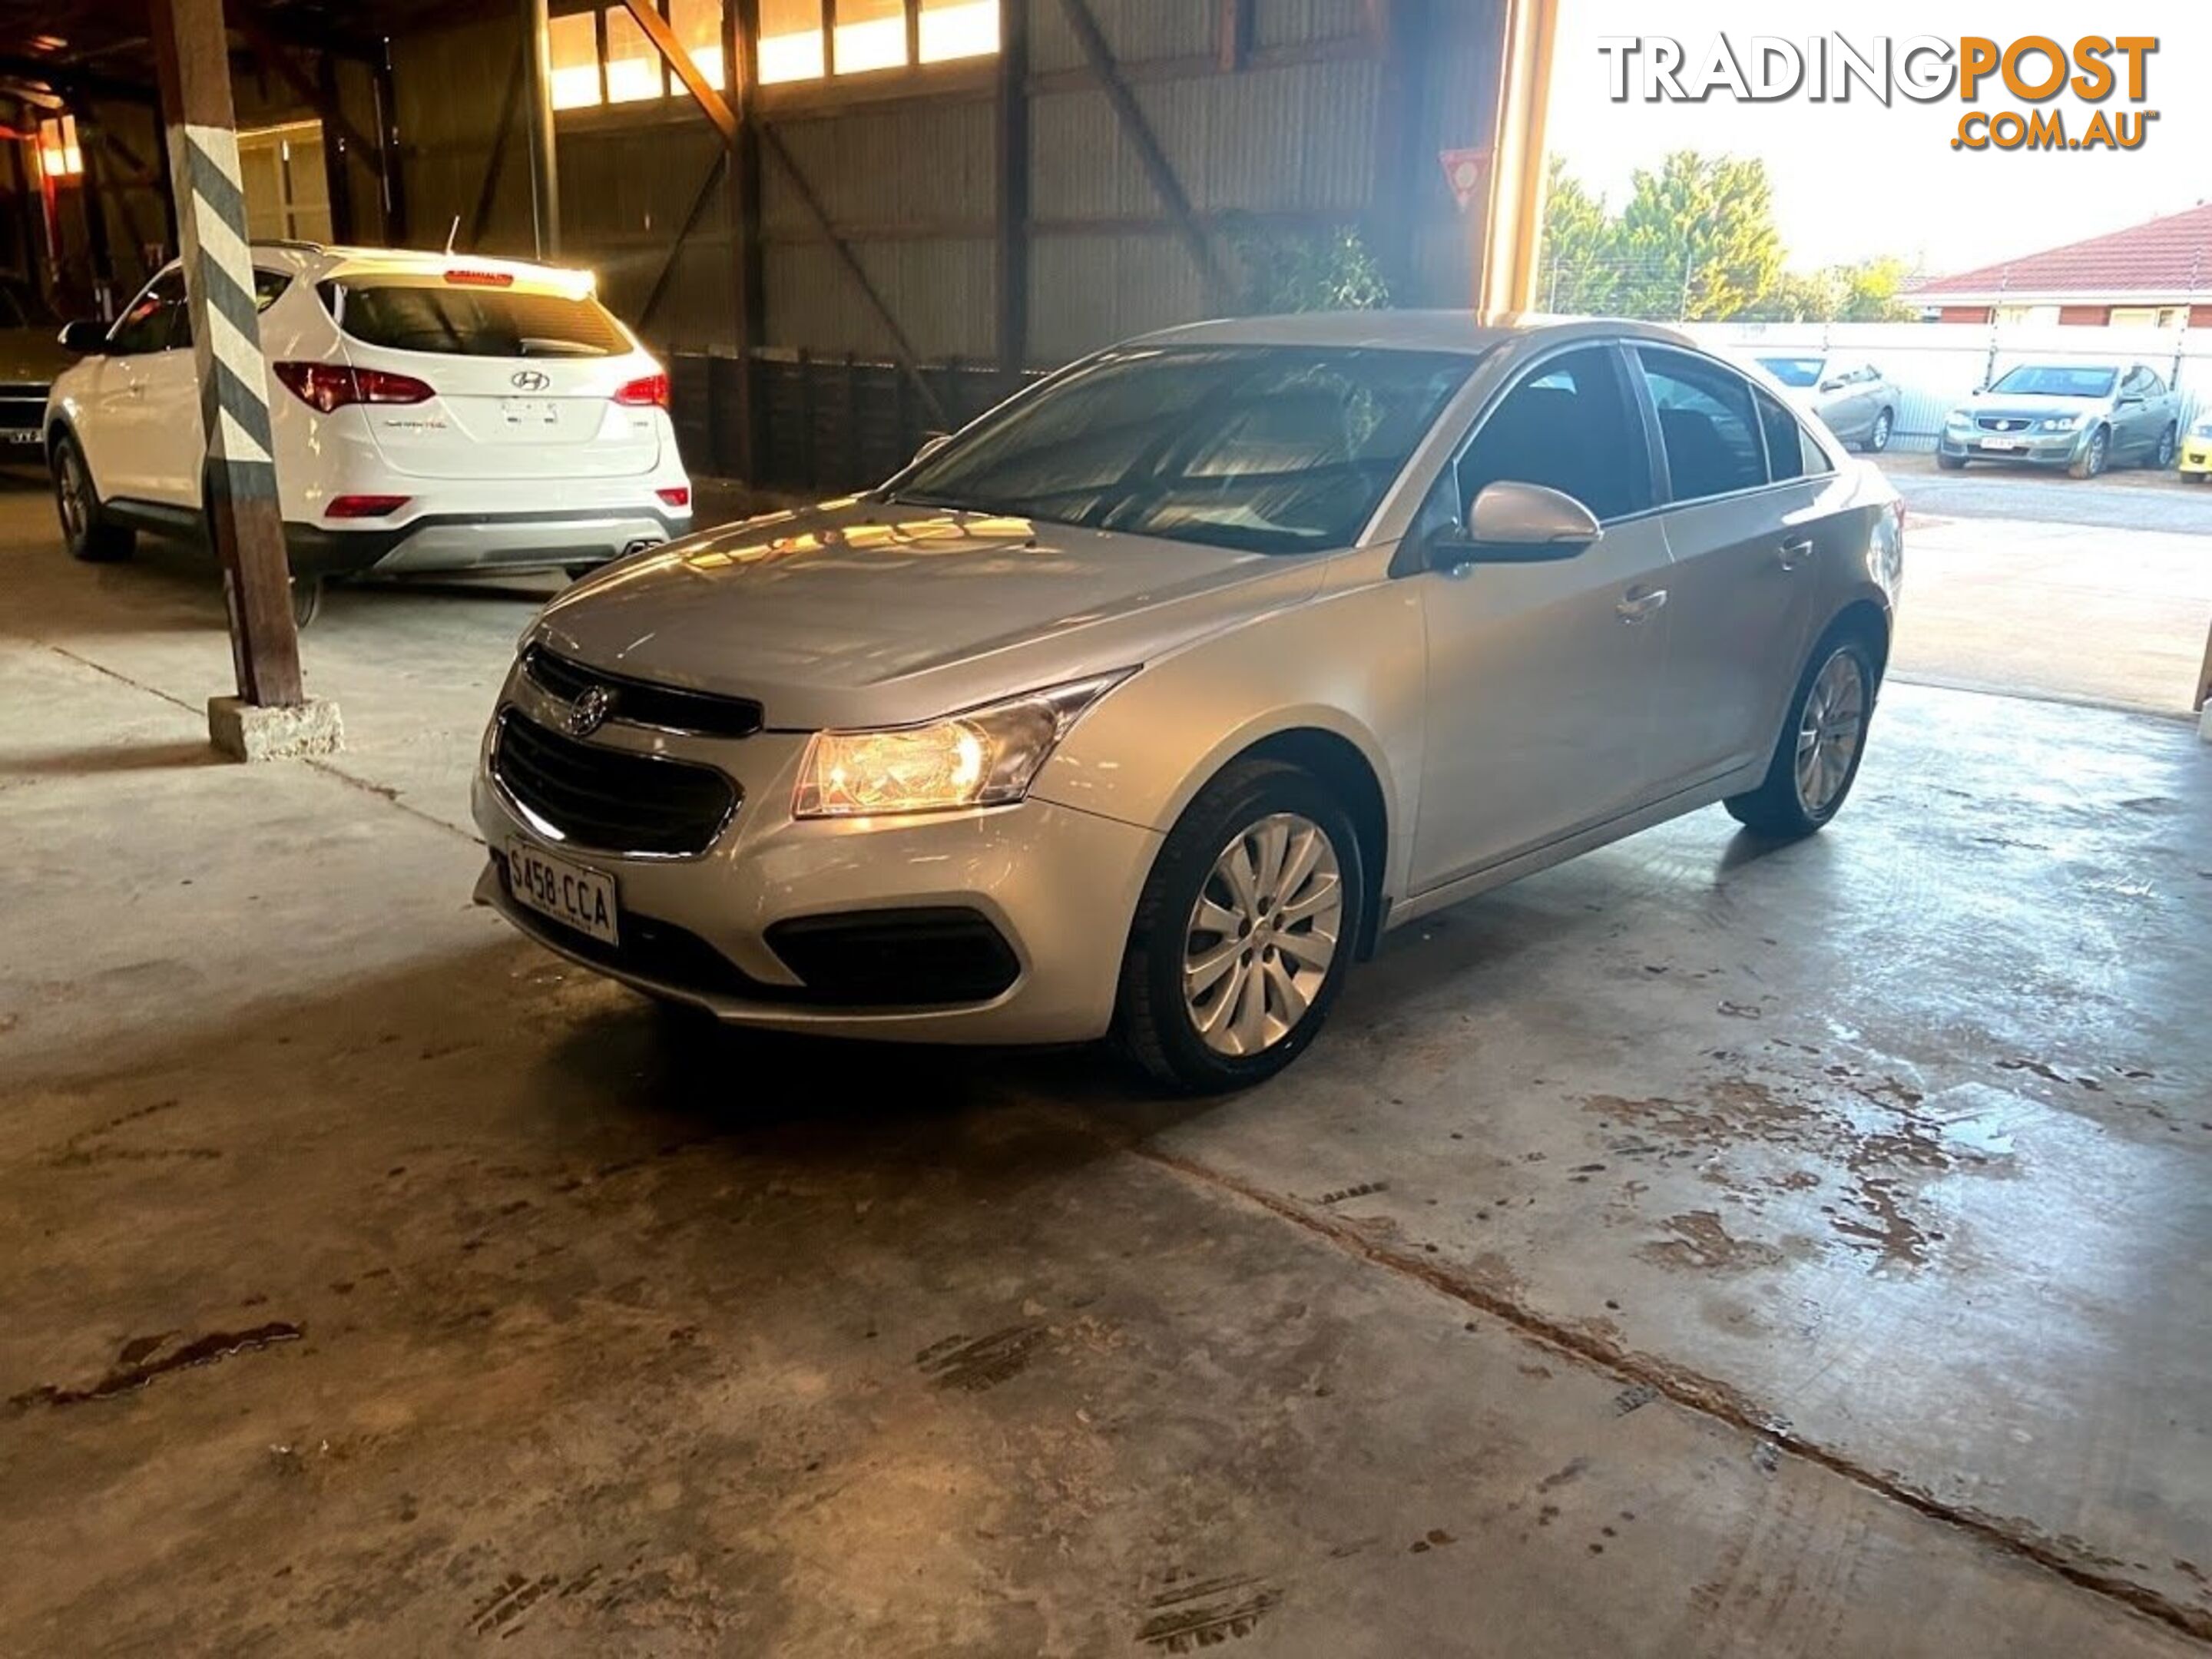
286,504,692,578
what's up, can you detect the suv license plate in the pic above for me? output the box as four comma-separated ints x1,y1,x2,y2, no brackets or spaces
507,841,619,945
502,396,558,426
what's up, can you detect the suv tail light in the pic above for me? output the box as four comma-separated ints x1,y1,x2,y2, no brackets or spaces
657,485,690,508
276,362,435,412
614,372,669,409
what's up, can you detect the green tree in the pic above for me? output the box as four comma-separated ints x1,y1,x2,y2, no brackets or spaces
1611,151,1785,320
1227,221,1389,314
1833,256,1916,321
1535,157,1621,314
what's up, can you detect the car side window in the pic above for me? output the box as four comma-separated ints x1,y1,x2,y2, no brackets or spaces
1452,346,1652,523
107,272,185,355
2136,367,2166,397
1752,387,1807,483
1638,349,1768,502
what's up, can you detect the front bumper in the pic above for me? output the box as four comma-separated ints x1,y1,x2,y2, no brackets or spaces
469,661,1163,1044
286,505,692,580
2182,441,2212,477
1936,429,2085,466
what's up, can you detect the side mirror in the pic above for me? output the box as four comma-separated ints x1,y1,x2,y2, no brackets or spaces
58,320,108,356
1819,377,1846,393
1427,481,1602,569
911,432,952,466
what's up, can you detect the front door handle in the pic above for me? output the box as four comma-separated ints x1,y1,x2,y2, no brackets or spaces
1777,537,1816,570
1617,585,1668,624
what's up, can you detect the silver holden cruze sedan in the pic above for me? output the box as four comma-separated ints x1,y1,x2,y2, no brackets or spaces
473,313,1904,1093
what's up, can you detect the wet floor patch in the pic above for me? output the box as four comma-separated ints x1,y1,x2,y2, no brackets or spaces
8,1321,303,1411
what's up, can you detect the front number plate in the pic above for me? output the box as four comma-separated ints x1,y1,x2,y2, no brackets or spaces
1979,437,2025,451
507,841,619,945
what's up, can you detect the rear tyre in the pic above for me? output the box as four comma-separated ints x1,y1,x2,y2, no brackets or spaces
1114,760,1364,1095
1936,450,1966,472
2154,426,2177,471
565,562,605,583
290,577,323,631
1724,632,1878,841
1867,408,1894,453
2069,426,2109,479
52,435,134,562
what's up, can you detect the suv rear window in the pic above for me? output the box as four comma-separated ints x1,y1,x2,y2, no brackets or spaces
318,278,631,358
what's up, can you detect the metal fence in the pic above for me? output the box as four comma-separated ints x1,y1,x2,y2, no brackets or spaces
1683,320,2212,454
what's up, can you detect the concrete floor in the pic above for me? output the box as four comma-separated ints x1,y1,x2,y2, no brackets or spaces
4,480,2212,1655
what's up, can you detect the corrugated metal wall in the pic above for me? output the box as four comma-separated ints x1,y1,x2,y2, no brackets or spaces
387,0,1506,480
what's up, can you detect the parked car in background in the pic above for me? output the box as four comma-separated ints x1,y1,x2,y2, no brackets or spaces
1753,353,1897,452
0,277,68,459
44,243,691,624
1938,361,2181,478
2181,412,2212,483
474,314,1903,1094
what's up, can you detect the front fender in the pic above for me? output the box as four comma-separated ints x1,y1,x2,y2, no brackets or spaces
1029,550,1426,902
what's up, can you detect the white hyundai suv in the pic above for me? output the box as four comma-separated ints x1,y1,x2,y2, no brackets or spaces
44,243,692,621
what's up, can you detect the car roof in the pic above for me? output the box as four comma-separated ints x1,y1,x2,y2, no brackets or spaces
239,241,598,294
1119,310,1697,356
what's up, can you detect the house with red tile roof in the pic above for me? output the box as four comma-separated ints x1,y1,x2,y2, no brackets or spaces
1907,202,2212,327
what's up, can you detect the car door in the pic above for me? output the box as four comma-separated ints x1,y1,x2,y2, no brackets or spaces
1631,346,1823,787
76,272,185,500
1406,343,1674,892
1814,362,1861,443
133,277,214,508
2122,366,2167,459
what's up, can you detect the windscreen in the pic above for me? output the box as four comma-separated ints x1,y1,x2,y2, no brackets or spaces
320,278,631,358
1757,356,1823,389
895,346,1475,556
1988,365,2117,399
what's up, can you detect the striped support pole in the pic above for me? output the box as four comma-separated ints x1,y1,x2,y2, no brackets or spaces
151,0,305,710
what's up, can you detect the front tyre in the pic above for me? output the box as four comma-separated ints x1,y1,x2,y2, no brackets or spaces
1936,450,1967,471
52,435,134,562
1867,408,1894,453
2070,426,2109,479
1115,760,1364,1094
1724,634,1877,840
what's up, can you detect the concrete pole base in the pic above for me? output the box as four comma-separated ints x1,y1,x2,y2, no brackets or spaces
208,695,345,762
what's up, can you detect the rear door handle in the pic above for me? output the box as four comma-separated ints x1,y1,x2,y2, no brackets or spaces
1617,586,1668,624
1777,537,1815,570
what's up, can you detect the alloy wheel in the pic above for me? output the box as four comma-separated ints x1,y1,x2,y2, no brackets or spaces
1793,651,1867,819
55,451,86,543
1870,409,1892,452
2157,428,2177,469
2087,432,2108,475
1181,812,1343,1058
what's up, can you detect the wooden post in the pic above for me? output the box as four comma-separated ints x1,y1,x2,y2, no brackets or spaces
1474,0,1559,317
150,0,307,717
730,0,764,482
74,106,118,317
372,40,407,242
2196,614,2212,726
521,0,561,257
317,53,357,242
995,0,1029,388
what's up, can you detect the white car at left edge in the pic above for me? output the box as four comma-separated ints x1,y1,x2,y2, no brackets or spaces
43,242,693,624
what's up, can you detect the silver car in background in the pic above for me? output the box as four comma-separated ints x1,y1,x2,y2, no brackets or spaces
1754,353,1898,452
474,315,1904,1093
1938,360,2181,478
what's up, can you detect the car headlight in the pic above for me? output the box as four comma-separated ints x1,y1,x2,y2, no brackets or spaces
2039,415,2081,432
1945,411,1972,429
793,672,1131,819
